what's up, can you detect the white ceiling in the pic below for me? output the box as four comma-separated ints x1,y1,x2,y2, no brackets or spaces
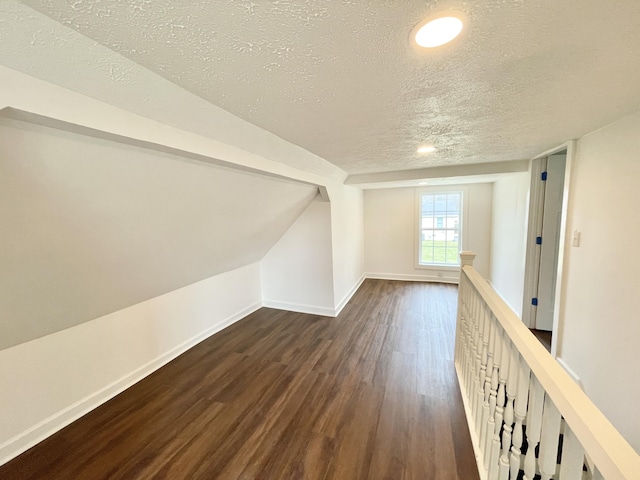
9,0,640,177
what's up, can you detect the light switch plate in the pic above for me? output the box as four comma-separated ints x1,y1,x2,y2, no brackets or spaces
571,230,581,247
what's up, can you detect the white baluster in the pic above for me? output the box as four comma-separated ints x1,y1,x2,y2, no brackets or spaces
539,396,561,480
454,254,640,480
472,294,484,425
456,255,475,361
457,252,476,404
457,280,469,389
468,287,480,396
454,277,464,364
500,335,517,479
464,288,475,408
462,279,472,372
459,280,470,387
482,313,498,469
501,341,517,461
510,357,531,479
463,287,473,392
524,375,545,480
455,274,469,366
486,323,503,480
463,290,475,399
478,307,493,465
559,425,587,479
498,336,512,480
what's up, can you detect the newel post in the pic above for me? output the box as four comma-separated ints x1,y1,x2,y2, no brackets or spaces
460,251,476,268
455,251,476,367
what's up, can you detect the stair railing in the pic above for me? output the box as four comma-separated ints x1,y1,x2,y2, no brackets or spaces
455,252,640,480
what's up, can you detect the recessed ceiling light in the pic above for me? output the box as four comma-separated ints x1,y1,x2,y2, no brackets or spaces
417,145,437,154
418,181,429,185
414,16,464,48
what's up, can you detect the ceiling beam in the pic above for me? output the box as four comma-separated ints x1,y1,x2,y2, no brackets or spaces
345,159,529,186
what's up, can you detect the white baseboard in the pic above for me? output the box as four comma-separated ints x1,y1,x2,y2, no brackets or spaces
0,301,261,467
365,272,459,284
262,300,336,317
334,274,366,316
556,357,584,389
263,275,367,318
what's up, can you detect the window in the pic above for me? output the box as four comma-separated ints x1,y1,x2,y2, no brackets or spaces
418,191,462,266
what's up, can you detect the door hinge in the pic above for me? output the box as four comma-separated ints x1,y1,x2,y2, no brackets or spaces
536,236,542,245
541,171,548,181
532,297,538,306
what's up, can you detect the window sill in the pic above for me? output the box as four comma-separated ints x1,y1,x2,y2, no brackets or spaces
415,264,461,271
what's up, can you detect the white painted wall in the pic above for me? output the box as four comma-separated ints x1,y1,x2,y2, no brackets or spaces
0,65,366,468
490,173,529,316
557,110,640,453
261,185,365,317
466,185,494,279
0,116,317,349
261,198,335,315
0,54,370,470
0,263,262,465
329,185,365,313
364,184,493,283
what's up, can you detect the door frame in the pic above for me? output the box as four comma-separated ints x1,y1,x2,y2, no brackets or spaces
522,141,575,357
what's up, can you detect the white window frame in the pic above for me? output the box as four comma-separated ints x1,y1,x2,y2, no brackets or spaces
415,186,468,270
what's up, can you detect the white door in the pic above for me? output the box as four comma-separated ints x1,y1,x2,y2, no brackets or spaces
535,153,566,331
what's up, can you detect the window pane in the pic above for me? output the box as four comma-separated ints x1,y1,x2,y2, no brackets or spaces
421,236,434,247
432,247,446,264
434,195,446,215
446,193,460,213
421,238,434,263
418,191,462,266
450,215,460,233
421,194,434,214
445,246,459,264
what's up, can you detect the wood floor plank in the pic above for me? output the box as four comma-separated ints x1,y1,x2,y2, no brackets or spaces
0,279,480,480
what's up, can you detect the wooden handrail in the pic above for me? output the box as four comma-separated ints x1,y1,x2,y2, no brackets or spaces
461,263,640,479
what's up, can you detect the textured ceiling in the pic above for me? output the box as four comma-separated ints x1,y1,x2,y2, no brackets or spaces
0,1,345,182
13,0,640,174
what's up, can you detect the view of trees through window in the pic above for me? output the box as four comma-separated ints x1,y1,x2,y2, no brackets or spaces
419,192,461,266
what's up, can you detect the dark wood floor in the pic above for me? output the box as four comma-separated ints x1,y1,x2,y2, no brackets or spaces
530,328,552,352
0,280,479,480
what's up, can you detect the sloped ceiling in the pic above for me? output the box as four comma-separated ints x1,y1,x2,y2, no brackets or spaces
0,116,318,349
13,0,640,175
0,1,346,182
